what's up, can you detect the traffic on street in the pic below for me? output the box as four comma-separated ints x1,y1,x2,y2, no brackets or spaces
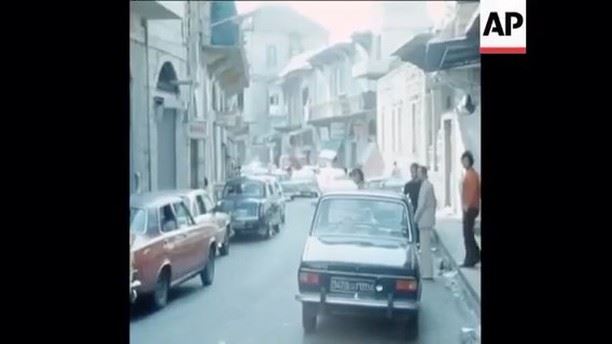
131,1,481,342
131,197,476,344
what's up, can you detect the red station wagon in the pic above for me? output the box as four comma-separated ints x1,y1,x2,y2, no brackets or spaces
130,192,219,309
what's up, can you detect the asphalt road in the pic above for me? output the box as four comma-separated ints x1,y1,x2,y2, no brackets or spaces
130,199,474,344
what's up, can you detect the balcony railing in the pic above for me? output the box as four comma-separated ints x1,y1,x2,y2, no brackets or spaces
309,91,376,123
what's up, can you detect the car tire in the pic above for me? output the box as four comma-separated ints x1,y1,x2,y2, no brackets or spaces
152,269,170,310
219,228,230,256
302,303,317,333
201,247,215,286
405,312,419,341
263,223,274,239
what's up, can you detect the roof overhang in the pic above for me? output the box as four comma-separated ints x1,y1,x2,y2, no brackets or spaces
131,1,182,20
308,42,354,66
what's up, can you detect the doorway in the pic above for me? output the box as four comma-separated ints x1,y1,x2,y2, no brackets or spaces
444,119,452,207
157,108,177,190
190,139,199,188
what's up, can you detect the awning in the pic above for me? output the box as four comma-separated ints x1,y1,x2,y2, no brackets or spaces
393,32,479,72
131,1,181,20
392,33,435,71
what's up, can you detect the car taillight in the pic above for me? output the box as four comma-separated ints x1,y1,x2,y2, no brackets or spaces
299,271,320,285
395,279,418,292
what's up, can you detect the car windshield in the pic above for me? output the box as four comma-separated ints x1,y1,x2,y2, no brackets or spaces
130,207,146,234
313,198,411,240
223,181,264,198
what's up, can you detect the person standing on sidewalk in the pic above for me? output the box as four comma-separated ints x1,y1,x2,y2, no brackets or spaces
461,151,481,267
414,166,437,280
391,161,402,178
403,163,422,243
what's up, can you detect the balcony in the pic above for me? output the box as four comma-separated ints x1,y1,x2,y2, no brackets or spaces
352,59,392,80
308,91,377,125
130,1,182,20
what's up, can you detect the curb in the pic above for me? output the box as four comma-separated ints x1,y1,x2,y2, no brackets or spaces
433,229,481,318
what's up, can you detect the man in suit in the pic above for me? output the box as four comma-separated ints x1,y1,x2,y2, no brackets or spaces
414,166,437,280
404,163,422,243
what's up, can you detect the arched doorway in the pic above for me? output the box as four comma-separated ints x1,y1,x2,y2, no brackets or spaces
156,62,180,190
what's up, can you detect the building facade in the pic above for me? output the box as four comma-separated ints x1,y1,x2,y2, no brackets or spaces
130,1,248,195
240,5,328,164
390,1,480,214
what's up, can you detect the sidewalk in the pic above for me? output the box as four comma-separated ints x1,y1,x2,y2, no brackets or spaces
435,211,481,303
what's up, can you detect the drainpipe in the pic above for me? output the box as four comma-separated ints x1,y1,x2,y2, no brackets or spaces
143,18,153,191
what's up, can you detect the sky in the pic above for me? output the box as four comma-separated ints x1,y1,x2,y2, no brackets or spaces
236,1,453,43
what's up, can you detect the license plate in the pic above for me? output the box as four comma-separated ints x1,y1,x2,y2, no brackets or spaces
330,277,375,294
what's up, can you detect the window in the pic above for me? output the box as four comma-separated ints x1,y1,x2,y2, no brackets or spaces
397,106,402,152
203,195,214,213
130,208,146,234
269,94,279,105
412,103,417,154
266,45,277,68
313,199,411,240
160,205,178,232
196,195,207,215
147,208,160,233
173,202,194,228
391,108,396,152
223,181,265,198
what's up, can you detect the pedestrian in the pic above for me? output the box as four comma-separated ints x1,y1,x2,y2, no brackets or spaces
391,161,402,178
460,151,481,267
403,163,421,212
203,177,209,189
414,166,437,280
350,168,365,189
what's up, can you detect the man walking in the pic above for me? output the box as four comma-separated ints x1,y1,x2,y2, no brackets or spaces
414,166,437,280
460,151,481,267
403,163,421,212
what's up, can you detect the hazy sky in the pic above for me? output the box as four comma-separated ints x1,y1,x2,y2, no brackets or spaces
236,1,452,43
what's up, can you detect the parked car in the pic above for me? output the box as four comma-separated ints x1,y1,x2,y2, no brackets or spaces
281,179,320,200
218,176,284,239
296,191,421,340
130,192,219,309
366,176,409,194
165,189,232,256
130,233,140,303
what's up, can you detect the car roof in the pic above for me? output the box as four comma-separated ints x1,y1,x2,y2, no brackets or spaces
130,191,187,208
320,190,408,201
227,175,270,183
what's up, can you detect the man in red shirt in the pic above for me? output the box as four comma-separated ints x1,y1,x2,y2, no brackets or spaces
461,151,481,267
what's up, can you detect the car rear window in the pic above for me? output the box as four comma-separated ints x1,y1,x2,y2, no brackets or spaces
313,198,411,240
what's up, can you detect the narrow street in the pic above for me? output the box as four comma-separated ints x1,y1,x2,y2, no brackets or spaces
130,199,474,344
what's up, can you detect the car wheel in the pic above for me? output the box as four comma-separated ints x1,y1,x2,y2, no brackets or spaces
201,247,215,286
152,269,170,310
302,303,317,333
264,223,274,239
404,312,419,341
219,228,230,256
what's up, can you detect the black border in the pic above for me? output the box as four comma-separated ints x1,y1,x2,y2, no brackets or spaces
12,0,577,343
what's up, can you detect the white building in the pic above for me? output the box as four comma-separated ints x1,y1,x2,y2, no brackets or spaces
130,1,248,195
240,5,328,164
391,1,480,214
